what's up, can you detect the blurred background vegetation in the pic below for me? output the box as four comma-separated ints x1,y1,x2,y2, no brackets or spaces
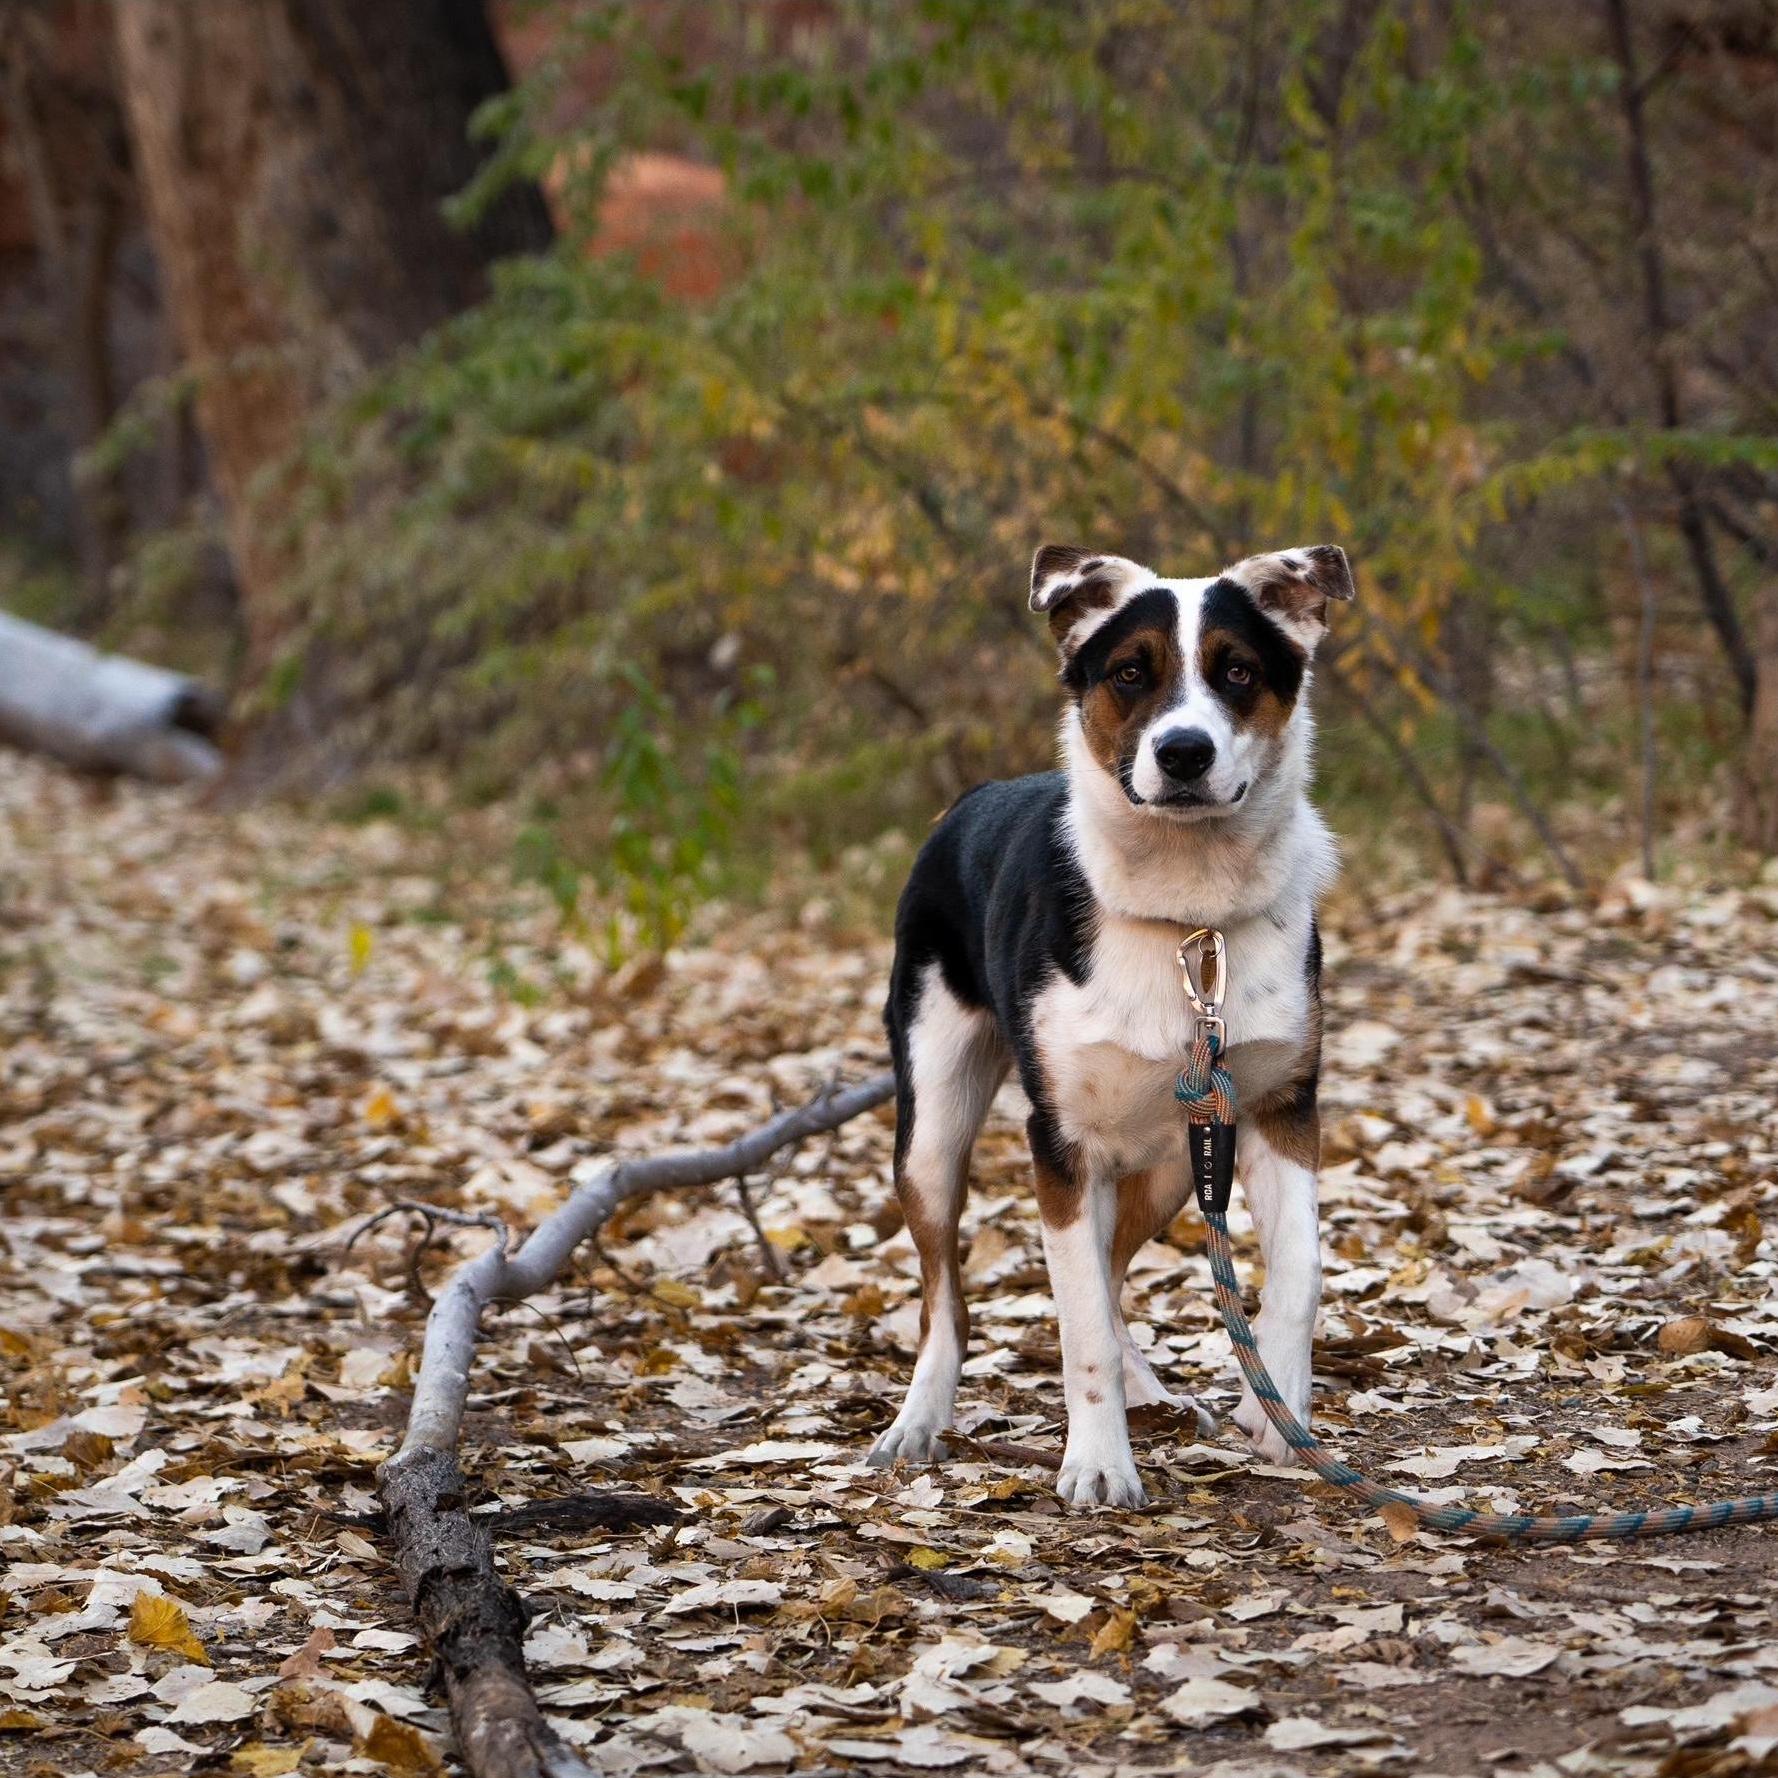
2,0,1775,948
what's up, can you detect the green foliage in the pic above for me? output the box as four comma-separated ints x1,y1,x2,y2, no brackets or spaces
280,4,1501,777
510,664,762,959
251,0,1771,889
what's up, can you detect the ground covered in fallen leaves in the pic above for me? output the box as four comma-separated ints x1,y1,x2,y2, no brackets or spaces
5,753,1778,1778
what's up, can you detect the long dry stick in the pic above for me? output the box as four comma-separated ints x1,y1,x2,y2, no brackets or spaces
1617,497,1661,879
374,1072,895,1778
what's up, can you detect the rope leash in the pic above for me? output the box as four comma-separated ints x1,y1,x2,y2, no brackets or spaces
1174,931,1778,1543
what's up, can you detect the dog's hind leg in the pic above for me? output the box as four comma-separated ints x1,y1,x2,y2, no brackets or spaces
869,964,1005,1467
1112,1162,1216,1435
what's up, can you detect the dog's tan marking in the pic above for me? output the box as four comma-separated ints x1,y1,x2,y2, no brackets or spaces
1198,626,1295,740
1250,1085,1321,1171
1112,1165,1192,1282
1079,616,1182,781
1031,1130,1083,1230
900,1174,968,1350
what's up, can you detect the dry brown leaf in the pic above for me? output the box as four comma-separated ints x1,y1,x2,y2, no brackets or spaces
1377,1501,1420,1543
1658,1316,1756,1359
1659,1316,1715,1356
1089,1607,1137,1658
277,1625,336,1682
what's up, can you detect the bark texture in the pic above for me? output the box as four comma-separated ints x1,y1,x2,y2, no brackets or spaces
380,1446,591,1778
0,610,222,781
0,1,132,606
110,0,551,651
1741,588,1778,854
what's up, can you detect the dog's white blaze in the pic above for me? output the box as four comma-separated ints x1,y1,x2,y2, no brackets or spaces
869,963,1006,1466
1043,1179,1146,1509
1124,575,1277,808
1230,1123,1321,1464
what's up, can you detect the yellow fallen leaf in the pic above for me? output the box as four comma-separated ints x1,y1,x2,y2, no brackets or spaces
650,1278,700,1310
349,923,374,974
377,1349,414,1390
232,1744,304,1777
980,1645,1027,1678
128,1592,208,1664
359,1713,441,1775
907,1546,949,1571
363,1085,401,1129
0,1708,43,1733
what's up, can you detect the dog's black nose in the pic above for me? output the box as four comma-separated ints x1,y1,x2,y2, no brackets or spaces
1154,726,1216,783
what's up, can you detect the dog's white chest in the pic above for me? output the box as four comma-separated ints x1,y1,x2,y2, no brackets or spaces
1030,912,1311,1171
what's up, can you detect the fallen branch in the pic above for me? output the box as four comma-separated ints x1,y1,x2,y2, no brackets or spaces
374,1071,896,1778
0,612,224,782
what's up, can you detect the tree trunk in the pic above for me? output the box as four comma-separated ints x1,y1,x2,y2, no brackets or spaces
1602,0,1757,714
1739,587,1778,854
110,0,551,658
0,1,132,612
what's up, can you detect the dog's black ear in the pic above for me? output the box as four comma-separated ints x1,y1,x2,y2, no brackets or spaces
1029,545,1146,654
1223,545,1354,653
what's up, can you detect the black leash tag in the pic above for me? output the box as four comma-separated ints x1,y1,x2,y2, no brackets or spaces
1190,1119,1236,1215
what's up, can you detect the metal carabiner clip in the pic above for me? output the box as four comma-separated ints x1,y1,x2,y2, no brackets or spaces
1178,926,1226,1048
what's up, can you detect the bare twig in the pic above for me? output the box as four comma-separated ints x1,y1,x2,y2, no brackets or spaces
346,1201,508,1308
1358,611,1586,891
734,1172,790,1282
1318,656,1474,885
1617,496,1661,878
374,1071,895,1778
953,1433,1064,1473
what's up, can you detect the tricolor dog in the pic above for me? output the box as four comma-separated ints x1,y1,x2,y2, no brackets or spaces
869,542,1353,1508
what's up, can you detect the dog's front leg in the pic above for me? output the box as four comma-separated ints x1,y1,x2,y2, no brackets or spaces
1231,1109,1321,1464
1031,1118,1145,1509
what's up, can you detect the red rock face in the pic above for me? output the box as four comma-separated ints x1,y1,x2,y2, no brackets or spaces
490,1,838,301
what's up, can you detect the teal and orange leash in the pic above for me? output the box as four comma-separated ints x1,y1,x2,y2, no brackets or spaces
1173,936,1778,1544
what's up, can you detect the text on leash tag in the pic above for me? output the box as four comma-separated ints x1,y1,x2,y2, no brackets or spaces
1189,1118,1236,1215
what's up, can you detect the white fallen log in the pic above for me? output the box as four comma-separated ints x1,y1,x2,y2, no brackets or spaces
0,612,224,782
373,1070,897,1778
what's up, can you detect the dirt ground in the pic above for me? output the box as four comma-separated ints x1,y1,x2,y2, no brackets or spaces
4,754,1778,1778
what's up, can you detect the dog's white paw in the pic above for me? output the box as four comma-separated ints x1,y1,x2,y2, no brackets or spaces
867,1417,949,1468
1056,1440,1147,1510
1233,1385,1304,1466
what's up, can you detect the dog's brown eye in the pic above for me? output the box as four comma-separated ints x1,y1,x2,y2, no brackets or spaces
1225,661,1254,688
1113,661,1145,688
